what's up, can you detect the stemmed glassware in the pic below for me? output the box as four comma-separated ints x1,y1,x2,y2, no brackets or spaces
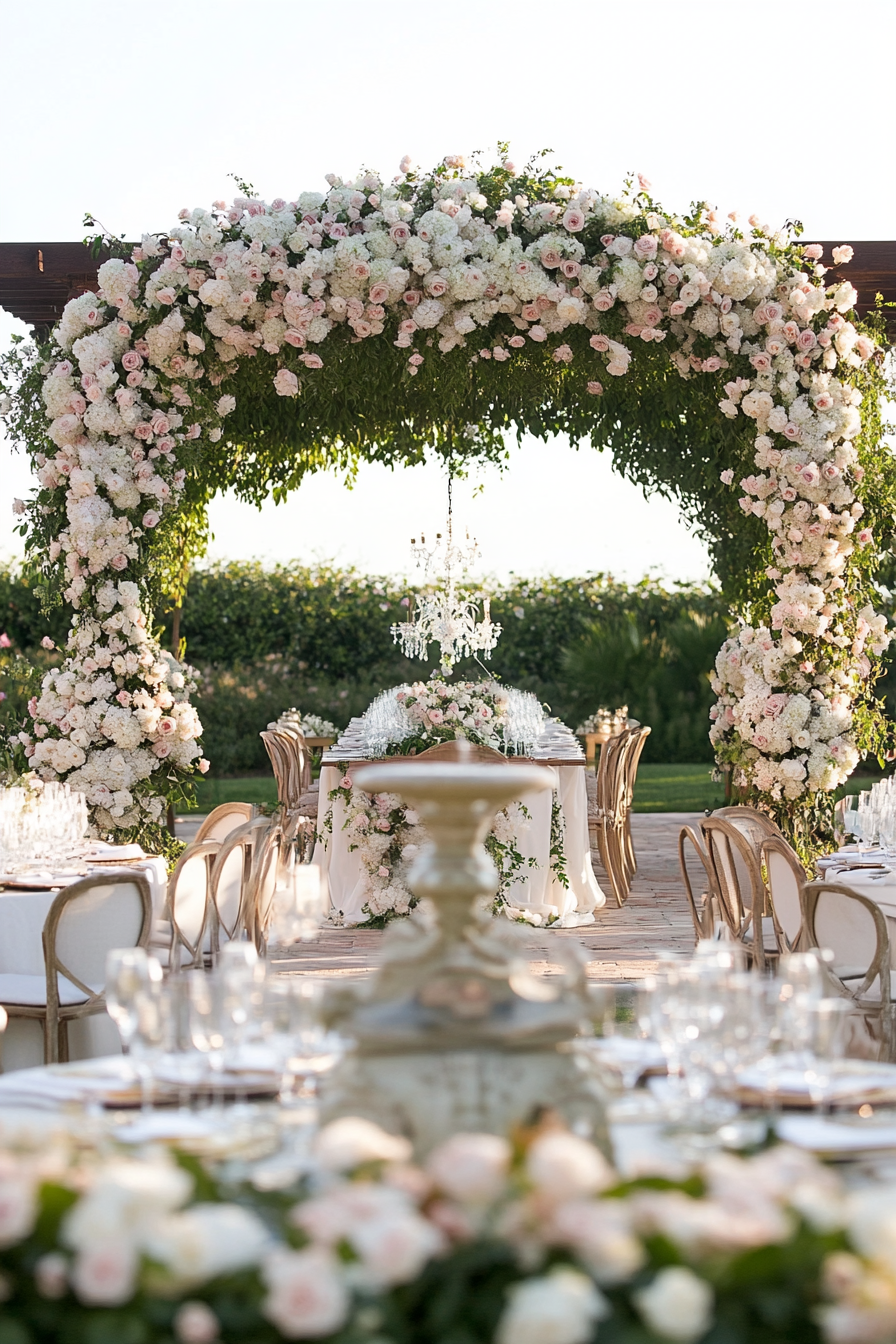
105,947,162,1109
0,782,89,872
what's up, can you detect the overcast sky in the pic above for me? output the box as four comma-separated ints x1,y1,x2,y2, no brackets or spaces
2,0,892,582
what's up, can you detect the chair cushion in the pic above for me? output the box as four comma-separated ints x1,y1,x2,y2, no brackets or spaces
0,974,103,1007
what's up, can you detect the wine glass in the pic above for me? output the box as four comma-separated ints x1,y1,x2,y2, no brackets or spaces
106,948,153,1053
188,971,230,1108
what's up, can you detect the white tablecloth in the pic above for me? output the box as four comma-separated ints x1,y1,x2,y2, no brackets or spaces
313,764,605,928
0,858,168,1074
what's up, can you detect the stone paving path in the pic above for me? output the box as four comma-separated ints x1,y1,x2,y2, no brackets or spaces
263,811,700,987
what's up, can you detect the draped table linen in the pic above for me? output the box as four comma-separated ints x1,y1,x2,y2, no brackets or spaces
313,761,604,928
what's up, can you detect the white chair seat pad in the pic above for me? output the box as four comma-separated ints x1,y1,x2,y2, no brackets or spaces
0,973,102,1007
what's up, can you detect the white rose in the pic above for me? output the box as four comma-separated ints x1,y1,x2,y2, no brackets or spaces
526,1132,615,1202
350,1212,444,1286
313,1116,412,1171
496,1268,609,1344
143,1204,271,1286
634,1266,714,1342
427,1133,511,1205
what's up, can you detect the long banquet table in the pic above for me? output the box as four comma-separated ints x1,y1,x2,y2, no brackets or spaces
313,756,605,928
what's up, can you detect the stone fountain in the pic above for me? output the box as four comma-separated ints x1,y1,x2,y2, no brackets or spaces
320,755,609,1153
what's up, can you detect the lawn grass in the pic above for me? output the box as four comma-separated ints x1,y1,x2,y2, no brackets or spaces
632,763,725,813
187,775,279,812
184,763,893,817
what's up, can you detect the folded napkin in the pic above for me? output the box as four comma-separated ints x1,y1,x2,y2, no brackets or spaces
776,1113,896,1154
0,1057,137,1110
83,842,146,862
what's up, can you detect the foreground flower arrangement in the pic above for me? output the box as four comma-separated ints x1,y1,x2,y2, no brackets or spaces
1,1114,893,1344
1,148,889,844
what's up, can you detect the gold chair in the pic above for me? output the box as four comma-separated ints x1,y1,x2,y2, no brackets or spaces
0,871,151,1064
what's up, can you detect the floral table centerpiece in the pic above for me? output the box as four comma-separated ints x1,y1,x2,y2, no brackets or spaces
0,1114,890,1344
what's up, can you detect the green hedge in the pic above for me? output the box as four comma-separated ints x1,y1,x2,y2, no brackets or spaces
12,559,891,776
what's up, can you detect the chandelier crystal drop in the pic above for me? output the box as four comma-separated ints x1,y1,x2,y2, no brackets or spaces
391,478,502,676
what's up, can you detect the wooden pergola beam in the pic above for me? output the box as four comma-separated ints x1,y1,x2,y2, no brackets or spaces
1,239,894,335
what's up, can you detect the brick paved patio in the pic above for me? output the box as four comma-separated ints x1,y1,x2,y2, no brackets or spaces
251,811,699,987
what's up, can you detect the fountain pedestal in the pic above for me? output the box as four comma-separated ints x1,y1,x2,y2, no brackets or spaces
321,759,609,1153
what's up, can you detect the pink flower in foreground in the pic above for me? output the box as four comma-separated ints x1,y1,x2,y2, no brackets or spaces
262,1248,350,1339
341,776,352,789
173,1301,220,1344
562,208,585,232
0,633,11,648
274,369,299,396
300,353,323,369
587,381,603,395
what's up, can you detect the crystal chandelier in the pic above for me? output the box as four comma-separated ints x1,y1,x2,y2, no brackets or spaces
391,476,501,676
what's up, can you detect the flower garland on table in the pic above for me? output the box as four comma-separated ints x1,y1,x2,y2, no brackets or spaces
389,677,510,755
323,776,534,926
0,1115,891,1344
1,148,890,847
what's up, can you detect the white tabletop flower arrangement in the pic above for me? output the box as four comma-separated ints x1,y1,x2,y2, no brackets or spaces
0,1116,889,1344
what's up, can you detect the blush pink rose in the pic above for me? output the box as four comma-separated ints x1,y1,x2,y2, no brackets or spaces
300,353,323,369
273,369,299,396
562,208,585,232
152,739,172,758
369,283,390,303
142,510,160,528
528,326,546,342
110,554,128,571
589,334,610,352
390,223,410,245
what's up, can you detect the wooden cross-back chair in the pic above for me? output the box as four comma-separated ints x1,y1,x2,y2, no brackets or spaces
620,725,651,886
593,727,635,906
194,802,254,844
678,821,717,942
209,816,271,958
0,870,152,1064
801,879,896,1059
760,835,808,955
165,839,220,970
702,816,777,971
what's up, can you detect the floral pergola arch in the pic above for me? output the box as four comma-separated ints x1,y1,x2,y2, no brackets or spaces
2,150,892,849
